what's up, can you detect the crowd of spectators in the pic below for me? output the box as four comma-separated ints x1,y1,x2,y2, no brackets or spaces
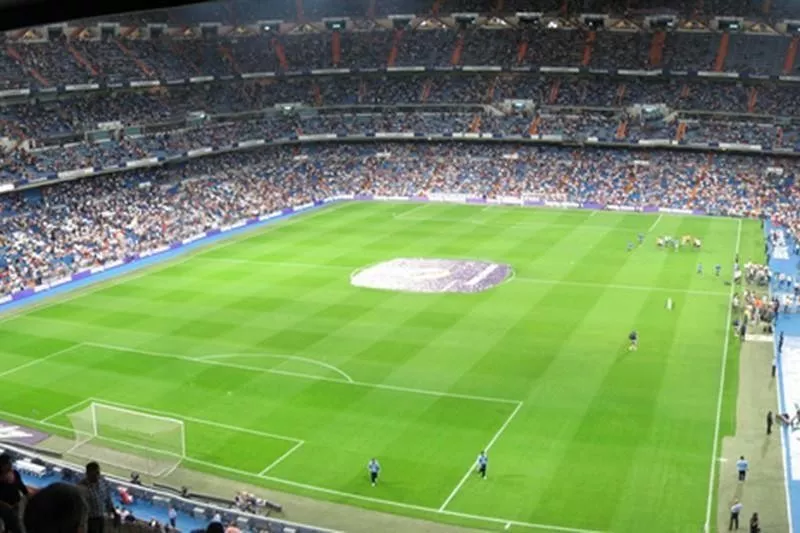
2,74,800,147
0,26,798,89
3,104,800,180
1,142,798,296
0,74,800,152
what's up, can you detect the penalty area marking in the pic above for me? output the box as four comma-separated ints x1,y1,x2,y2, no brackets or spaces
81,342,520,406
0,400,601,533
197,353,354,383
438,401,524,512
39,397,93,423
0,343,84,380
258,440,306,476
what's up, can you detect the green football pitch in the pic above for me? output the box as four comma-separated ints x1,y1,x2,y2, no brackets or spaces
0,201,765,532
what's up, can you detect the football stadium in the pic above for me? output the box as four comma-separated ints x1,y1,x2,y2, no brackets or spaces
0,1,798,532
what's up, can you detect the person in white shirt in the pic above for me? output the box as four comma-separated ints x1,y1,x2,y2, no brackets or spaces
729,499,743,530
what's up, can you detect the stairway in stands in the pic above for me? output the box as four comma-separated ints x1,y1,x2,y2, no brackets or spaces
528,115,541,135
219,45,241,74
387,29,402,67
784,36,799,74
67,42,99,77
273,38,289,70
649,31,665,67
451,31,464,66
331,30,341,67
6,46,48,86
582,31,596,66
714,33,729,72
420,79,433,103
115,38,154,77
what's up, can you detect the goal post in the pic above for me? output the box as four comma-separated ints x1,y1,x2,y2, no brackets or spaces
66,402,186,477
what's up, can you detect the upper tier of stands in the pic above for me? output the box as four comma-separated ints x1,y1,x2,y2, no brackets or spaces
0,26,798,90
74,0,800,24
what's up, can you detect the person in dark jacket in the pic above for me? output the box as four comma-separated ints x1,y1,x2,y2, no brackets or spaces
749,512,760,533
0,453,29,533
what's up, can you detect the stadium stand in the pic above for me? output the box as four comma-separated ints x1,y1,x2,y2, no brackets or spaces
0,443,326,533
2,1,800,531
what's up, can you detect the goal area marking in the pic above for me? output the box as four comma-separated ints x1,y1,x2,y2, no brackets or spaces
1,397,596,533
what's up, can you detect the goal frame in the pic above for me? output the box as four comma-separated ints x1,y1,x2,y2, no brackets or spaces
87,402,188,459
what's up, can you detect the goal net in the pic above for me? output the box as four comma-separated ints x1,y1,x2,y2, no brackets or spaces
66,403,186,477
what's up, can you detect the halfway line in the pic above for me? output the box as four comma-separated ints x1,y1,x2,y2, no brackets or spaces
514,276,729,296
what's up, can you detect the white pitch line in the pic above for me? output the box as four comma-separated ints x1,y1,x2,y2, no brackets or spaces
438,401,524,512
441,280,459,292
648,214,663,233
83,342,519,405
0,404,603,533
702,217,742,533
466,264,499,287
176,258,730,297
198,353,354,383
258,441,305,476
514,276,729,297
39,397,92,423
393,203,432,220
0,343,82,380
195,258,354,270
88,397,301,444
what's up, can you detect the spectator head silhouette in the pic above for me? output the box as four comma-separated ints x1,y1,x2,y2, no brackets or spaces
24,482,88,533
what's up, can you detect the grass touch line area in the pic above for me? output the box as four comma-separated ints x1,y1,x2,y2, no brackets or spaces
703,218,743,533
0,202,765,532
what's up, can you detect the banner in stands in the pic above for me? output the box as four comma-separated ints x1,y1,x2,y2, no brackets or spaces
0,421,49,445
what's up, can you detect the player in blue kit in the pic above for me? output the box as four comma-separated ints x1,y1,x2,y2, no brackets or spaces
715,264,721,277
476,451,488,479
638,233,645,245
697,262,703,275
627,242,634,252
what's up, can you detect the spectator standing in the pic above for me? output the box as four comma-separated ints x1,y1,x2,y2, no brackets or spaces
78,462,114,533
736,456,749,481
749,512,760,533
730,499,743,530
23,483,87,533
0,453,29,533
168,506,177,528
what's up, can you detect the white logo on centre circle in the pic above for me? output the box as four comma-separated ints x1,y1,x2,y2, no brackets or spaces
388,266,451,280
